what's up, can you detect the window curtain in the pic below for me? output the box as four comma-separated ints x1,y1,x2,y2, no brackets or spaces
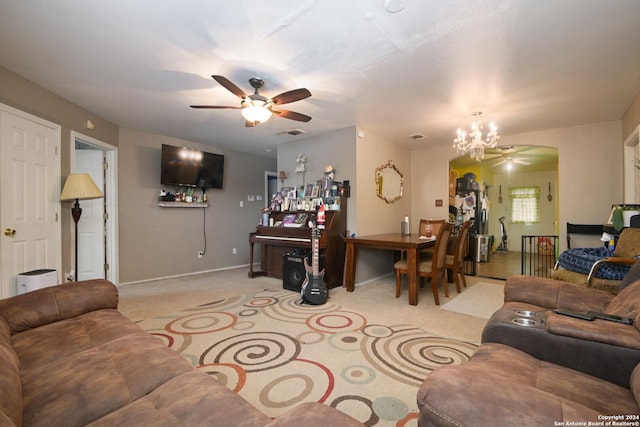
509,186,540,224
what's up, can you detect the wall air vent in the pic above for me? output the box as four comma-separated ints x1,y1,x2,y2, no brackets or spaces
284,129,306,136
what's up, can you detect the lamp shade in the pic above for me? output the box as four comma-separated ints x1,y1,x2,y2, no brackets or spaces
60,173,103,201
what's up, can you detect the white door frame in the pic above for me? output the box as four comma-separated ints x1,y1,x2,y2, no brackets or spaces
70,131,119,285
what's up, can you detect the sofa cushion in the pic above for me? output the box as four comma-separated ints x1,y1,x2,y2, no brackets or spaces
0,318,22,427
88,371,271,427
606,280,640,328
21,332,194,427
11,309,144,370
0,279,118,334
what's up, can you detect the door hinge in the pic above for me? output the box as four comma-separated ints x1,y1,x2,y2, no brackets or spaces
103,212,109,221
103,161,108,170
104,263,110,271
55,212,58,222
55,145,58,155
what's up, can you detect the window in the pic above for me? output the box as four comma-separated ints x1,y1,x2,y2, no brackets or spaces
509,186,540,224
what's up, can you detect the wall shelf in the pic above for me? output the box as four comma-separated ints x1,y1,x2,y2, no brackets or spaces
157,201,208,208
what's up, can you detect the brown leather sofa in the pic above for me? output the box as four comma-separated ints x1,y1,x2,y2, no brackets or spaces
417,343,640,427
482,275,640,387
0,279,364,427
417,275,640,426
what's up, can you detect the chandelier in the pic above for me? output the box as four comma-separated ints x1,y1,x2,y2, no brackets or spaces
453,111,500,161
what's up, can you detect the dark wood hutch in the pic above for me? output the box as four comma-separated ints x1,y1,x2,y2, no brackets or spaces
248,198,347,289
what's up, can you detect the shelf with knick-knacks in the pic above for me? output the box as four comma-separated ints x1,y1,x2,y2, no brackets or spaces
157,188,208,208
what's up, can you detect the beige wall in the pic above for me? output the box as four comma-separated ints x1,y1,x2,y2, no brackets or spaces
118,128,276,283
622,91,640,140
277,126,357,233
0,66,119,278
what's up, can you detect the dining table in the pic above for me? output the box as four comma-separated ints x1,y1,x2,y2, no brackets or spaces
343,233,436,305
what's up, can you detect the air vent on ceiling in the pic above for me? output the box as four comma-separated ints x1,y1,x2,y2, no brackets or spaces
409,133,425,140
284,129,306,136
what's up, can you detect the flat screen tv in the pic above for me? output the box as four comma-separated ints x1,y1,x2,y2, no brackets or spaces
160,144,224,190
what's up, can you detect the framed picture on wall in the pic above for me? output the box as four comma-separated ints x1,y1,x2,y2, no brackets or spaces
311,184,320,198
305,183,314,197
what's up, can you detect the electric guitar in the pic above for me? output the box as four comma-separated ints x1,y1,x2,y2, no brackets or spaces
301,221,328,305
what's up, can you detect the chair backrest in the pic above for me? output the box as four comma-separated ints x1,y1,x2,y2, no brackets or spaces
419,219,445,237
615,228,640,258
452,221,472,264
432,222,454,270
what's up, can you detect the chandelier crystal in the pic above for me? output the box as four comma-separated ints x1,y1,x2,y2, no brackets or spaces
453,111,500,161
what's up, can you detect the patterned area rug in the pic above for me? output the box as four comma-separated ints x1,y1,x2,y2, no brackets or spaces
139,289,478,426
440,282,505,319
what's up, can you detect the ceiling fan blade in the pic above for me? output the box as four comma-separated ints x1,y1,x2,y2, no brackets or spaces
272,109,312,122
212,75,247,98
190,105,241,109
492,159,507,167
513,159,531,165
271,88,312,105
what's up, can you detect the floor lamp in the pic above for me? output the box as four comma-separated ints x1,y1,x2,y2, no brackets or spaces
60,173,104,281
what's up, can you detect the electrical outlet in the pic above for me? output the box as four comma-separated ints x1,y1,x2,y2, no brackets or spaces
66,271,75,281
240,201,244,207
232,248,237,255
256,195,263,201
197,251,204,259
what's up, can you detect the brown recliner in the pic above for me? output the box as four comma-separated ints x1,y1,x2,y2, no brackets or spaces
482,275,640,387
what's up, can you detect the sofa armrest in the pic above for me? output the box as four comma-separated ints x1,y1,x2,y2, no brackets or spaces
545,312,640,349
505,275,612,312
0,279,118,334
265,402,365,427
417,365,600,427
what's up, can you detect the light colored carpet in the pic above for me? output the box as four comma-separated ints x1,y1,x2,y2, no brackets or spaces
439,282,505,319
139,289,478,426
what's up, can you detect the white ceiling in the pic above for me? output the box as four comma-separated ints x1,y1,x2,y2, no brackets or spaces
1,0,640,159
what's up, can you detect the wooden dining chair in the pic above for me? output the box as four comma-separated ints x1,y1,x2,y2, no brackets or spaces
394,222,453,305
445,221,472,293
418,219,445,257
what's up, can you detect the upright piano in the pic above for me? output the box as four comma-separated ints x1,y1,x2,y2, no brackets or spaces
248,202,347,289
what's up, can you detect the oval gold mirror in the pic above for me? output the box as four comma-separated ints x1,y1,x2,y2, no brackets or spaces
375,160,404,204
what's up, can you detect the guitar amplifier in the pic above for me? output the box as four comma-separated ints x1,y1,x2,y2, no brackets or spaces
282,249,311,292
283,249,325,292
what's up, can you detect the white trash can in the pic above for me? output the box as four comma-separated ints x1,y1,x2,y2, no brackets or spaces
16,269,57,294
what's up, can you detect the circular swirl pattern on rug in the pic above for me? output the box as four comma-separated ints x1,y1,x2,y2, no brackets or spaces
362,325,477,386
306,310,366,334
165,311,237,335
199,331,300,373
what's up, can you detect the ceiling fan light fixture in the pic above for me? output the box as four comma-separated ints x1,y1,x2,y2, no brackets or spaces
241,104,272,124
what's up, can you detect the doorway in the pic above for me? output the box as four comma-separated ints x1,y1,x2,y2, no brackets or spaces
71,132,118,283
449,145,559,280
265,171,277,208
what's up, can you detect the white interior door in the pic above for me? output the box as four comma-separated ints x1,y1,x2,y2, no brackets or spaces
0,104,61,298
75,149,105,281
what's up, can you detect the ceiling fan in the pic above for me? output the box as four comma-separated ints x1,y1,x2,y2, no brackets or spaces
491,156,531,167
190,75,312,127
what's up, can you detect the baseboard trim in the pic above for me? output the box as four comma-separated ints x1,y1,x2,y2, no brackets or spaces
118,263,252,287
